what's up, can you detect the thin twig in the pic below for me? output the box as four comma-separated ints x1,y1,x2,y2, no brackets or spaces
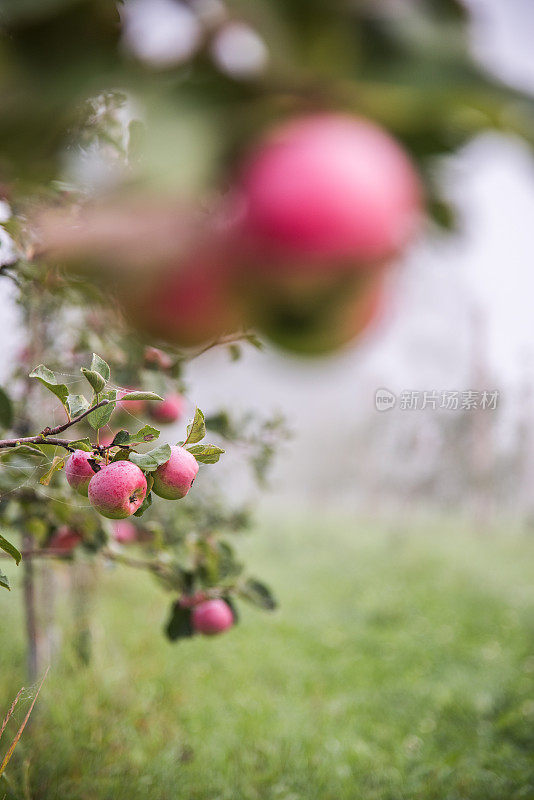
190,331,253,360
41,399,109,436
0,399,110,452
0,437,77,452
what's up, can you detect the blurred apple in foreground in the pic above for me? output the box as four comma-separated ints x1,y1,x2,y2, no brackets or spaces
120,247,245,349
228,112,421,354
250,271,386,356
237,113,422,267
36,112,423,356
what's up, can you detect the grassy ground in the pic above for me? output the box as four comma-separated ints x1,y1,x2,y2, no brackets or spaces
1,514,534,800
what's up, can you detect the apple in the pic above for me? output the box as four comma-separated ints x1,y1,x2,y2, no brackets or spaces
65,449,96,496
88,460,147,519
118,387,147,416
238,113,422,268
152,445,199,500
48,526,82,553
120,243,245,349
191,599,234,635
149,393,185,424
112,520,137,543
144,346,173,370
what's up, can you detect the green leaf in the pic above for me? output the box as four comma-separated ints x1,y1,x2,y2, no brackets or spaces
119,391,163,402
165,602,193,641
0,569,10,591
112,448,131,462
0,534,21,565
113,425,160,447
225,596,239,624
11,443,47,456
0,387,14,429
29,365,69,407
80,368,106,394
68,438,92,452
205,411,235,439
186,444,225,464
87,391,117,430
239,579,277,611
134,491,152,516
185,408,206,444
91,353,110,382
129,443,171,472
39,455,65,486
216,542,243,580
66,394,90,418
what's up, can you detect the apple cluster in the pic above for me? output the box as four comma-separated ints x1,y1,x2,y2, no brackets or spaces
66,441,199,520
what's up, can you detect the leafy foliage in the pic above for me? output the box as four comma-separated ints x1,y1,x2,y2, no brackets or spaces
0,533,21,565
165,602,193,641
29,365,69,408
0,387,14,430
185,408,206,445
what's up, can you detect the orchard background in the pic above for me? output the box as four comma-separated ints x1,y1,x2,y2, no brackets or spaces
1,1,534,798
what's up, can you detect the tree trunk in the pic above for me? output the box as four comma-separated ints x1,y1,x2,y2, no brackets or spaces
22,533,38,682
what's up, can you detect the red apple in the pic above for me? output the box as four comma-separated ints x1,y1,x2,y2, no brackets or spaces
192,599,234,635
144,346,173,370
120,242,245,349
88,461,147,519
65,449,95,497
149,393,185,424
112,520,137,543
48,526,82,553
238,113,422,268
152,445,199,500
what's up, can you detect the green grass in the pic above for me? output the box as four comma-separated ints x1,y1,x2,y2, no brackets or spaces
1,515,534,799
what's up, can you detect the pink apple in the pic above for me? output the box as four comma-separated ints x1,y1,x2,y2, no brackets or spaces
238,113,422,268
112,520,137,543
118,387,147,416
144,346,173,370
152,445,199,500
121,245,245,348
65,449,95,496
88,460,147,519
192,599,234,635
48,526,82,553
149,393,185,424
